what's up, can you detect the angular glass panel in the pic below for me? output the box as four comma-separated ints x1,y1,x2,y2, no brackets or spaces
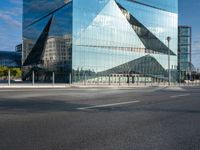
23,0,72,82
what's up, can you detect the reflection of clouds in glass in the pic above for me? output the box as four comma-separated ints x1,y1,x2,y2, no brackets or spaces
149,27,165,34
24,16,50,40
23,0,73,64
9,0,22,5
23,0,65,26
74,0,145,49
24,1,72,37
133,0,178,13
49,5,72,36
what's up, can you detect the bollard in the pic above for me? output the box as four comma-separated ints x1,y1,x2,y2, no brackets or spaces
69,73,72,86
109,75,111,86
128,75,130,86
84,74,86,86
32,71,35,86
52,72,55,86
195,78,197,86
8,69,11,86
97,75,99,85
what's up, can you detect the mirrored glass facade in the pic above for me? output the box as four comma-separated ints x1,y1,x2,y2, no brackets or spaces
23,0,72,82
23,0,178,83
178,26,192,80
0,51,21,67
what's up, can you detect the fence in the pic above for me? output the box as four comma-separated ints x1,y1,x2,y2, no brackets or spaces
1,69,200,87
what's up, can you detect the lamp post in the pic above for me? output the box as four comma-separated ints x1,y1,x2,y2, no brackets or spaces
167,36,171,86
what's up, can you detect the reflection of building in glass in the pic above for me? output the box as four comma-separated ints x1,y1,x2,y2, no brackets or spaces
178,26,192,81
0,51,21,67
15,44,22,53
43,35,72,68
23,0,178,83
23,38,34,63
23,0,72,82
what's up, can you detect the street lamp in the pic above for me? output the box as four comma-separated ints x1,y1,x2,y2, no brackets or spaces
167,36,171,86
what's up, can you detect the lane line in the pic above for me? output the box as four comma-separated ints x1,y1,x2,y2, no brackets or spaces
77,100,140,110
170,94,191,98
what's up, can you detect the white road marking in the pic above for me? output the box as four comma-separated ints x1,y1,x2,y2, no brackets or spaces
170,94,191,98
77,100,140,110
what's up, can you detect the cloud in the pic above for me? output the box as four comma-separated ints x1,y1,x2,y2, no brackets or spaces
0,0,22,28
4,7,22,16
192,38,200,68
0,27,21,51
0,1,22,51
193,39,200,51
0,12,21,28
9,0,22,5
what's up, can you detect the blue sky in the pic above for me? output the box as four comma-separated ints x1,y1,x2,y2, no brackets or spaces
0,0,200,67
0,0,22,51
179,0,200,68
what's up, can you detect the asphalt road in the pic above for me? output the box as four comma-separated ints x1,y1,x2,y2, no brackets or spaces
0,86,200,150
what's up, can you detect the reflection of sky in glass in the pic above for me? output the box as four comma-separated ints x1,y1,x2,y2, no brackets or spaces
135,0,178,13
74,0,144,49
23,0,178,78
23,0,65,27
73,0,178,73
24,16,50,43
117,0,178,54
24,2,72,47
23,0,73,74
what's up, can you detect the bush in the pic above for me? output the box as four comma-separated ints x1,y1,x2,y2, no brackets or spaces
0,66,22,78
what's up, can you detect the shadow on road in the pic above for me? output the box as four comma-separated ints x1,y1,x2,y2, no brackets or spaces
89,106,200,114
0,99,88,113
0,99,200,115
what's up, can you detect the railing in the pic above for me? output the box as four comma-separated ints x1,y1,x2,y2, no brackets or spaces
1,69,200,87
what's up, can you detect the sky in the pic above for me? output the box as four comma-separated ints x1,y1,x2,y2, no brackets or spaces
0,0,22,51
0,0,200,67
179,0,200,68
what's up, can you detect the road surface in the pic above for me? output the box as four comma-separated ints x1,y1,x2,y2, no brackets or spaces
0,86,200,150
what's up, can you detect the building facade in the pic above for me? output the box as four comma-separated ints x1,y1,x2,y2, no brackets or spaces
0,51,21,68
178,26,192,81
23,0,178,83
15,44,22,53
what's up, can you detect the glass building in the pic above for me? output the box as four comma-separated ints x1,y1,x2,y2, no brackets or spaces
0,51,21,68
178,26,192,81
23,0,178,83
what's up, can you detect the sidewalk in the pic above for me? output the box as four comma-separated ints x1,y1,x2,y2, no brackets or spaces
0,82,199,89
0,83,70,88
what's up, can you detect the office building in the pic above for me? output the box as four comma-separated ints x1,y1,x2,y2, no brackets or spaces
0,51,21,68
15,44,22,53
23,0,178,83
178,26,192,81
